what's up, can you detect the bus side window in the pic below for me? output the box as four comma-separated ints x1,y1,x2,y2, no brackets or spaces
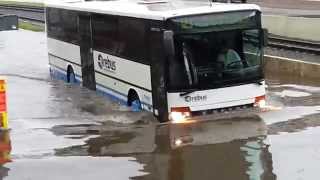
47,8,78,45
60,9,78,44
47,8,63,40
118,17,149,64
92,14,118,55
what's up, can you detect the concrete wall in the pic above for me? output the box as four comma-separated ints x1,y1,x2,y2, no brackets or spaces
262,15,320,41
264,55,320,80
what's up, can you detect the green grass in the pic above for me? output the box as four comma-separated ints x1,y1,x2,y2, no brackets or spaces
0,0,44,8
19,21,44,32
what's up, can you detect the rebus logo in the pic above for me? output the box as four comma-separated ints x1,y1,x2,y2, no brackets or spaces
98,54,116,72
184,95,207,102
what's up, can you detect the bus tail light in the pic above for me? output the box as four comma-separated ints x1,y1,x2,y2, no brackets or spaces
254,95,266,108
170,107,191,123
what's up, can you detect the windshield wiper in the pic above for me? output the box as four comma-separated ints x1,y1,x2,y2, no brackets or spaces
253,79,263,85
179,89,199,97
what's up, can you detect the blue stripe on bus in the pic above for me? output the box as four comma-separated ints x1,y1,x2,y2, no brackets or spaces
49,64,152,110
50,63,82,79
49,64,82,83
96,83,128,106
95,83,152,108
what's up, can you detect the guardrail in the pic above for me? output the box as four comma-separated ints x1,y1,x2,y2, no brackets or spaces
0,4,43,13
0,4,44,23
268,35,320,55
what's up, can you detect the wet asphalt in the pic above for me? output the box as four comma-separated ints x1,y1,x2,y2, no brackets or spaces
0,30,320,180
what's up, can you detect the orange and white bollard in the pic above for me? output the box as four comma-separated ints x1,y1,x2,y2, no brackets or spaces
0,78,8,130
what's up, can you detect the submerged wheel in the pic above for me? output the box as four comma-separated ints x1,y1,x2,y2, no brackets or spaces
67,66,76,83
128,91,142,112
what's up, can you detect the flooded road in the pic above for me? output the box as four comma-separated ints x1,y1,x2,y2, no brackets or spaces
1,30,320,180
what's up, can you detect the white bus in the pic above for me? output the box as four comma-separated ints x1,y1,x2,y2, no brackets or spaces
45,0,268,122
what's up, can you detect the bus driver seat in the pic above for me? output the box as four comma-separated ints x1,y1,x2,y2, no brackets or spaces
217,40,243,69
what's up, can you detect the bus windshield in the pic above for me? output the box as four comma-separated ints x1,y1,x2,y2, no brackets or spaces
167,12,263,91
168,11,263,92
168,11,259,34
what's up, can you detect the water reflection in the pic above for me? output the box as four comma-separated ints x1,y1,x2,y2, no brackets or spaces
137,118,276,180
52,116,276,180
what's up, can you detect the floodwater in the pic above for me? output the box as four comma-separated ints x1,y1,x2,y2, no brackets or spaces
1,30,320,180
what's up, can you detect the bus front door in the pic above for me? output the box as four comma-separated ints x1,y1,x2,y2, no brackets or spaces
149,29,169,122
79,15,96,90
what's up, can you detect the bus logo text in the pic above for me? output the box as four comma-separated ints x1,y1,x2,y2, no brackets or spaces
98,54,116,72
184,95,207,102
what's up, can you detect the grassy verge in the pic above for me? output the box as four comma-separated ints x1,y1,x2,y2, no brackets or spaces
19,21,44,32
0,0,43,8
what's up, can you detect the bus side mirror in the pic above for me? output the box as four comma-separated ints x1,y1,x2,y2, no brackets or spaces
163,30,175,57
262,28,268,46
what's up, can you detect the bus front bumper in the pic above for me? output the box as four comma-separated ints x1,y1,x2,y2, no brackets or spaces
170,104,265,123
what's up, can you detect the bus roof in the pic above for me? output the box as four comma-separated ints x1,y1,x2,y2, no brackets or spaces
45,0,261,21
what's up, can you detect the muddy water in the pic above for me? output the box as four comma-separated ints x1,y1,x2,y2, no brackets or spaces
1,30,320,180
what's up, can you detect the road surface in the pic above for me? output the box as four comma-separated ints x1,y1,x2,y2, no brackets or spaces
0,30,320,180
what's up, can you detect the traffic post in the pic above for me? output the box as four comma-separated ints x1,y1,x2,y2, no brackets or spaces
0,78,8,130
0,131,11,165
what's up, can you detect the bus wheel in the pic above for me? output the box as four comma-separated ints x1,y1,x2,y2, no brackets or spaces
128,91,142,112
67,66,76,83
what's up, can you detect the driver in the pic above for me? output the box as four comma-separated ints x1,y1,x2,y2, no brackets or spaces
217,40,243,69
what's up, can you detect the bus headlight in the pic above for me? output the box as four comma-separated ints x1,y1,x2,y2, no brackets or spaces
254,95,266,108
169,107,191,123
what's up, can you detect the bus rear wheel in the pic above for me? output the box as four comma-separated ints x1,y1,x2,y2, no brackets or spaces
128,91,142,112
67,66,76,83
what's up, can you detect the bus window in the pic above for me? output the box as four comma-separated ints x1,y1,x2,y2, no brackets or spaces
47,8,78,44
92,14,119,55
243,29,261,66
168,40,189,89
47,8,63,40
60,10,78,44
118,18,149,64
168,30,263,91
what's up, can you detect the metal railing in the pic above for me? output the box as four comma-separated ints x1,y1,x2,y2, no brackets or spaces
0,4,44,23
268,35,320,55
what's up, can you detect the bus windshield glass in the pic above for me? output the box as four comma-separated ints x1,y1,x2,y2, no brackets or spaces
167,11,263,91
169,11,259,33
